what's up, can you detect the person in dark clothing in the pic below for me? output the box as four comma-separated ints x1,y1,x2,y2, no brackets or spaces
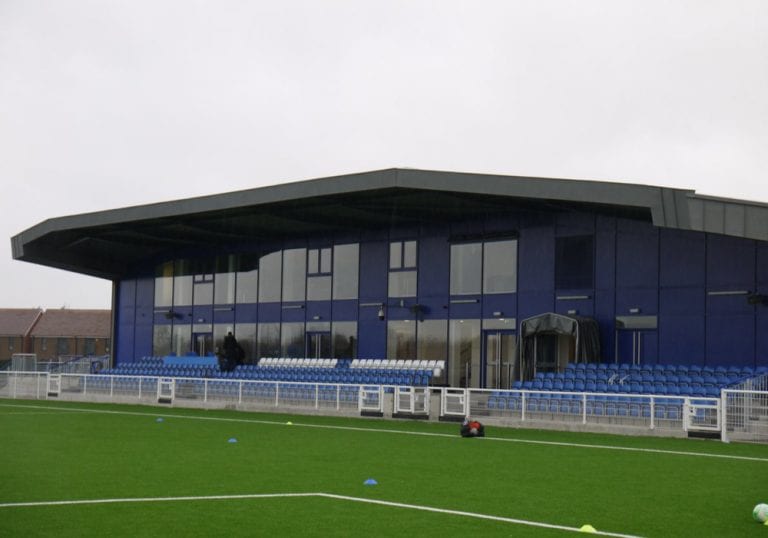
220,331,242,372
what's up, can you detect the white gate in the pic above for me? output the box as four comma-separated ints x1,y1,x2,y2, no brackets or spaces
157,377,175,404
46,373,61,397
440,388,468,418
683,397,720,433
394,386,429,416
359,385,383,414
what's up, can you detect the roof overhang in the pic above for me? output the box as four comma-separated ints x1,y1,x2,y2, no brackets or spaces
11,168,768,280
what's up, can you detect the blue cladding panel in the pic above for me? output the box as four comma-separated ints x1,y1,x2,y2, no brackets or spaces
519,227,554,291
417,297,448,320
758,243,768,286
616,220,658,289
615,288,658,315
449,299,481,320
660,288,704,316
116,279,136,364
517,291,554,323
212,308,235,324
133,278,154,360
332,300,357,320
707,235,755,288
554,297,594,317
358,319,386,358
359,241,388,301
482,294,517,319
706,314,754,366
595,224,616,290
281,305,306,322
418,235,449,297
594,289,615,362
306,301,332,321
706,294,754,316
660,229,705,288
192,305,213,324
659,315,705,365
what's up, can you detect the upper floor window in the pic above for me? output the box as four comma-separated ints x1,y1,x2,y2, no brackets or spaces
389,240,417,297
449,239,517,295
307,247,332,300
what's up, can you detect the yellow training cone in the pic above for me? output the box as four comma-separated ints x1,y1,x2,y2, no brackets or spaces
764,519,768,526
286,421,293,425
579,524,597,533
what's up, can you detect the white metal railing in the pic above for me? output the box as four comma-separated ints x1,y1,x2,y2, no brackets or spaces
467,388,721,436
722,389,768,443
3,371,766,442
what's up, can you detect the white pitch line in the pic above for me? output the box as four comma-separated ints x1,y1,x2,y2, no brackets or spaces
1,402,766,463
0,491,644,538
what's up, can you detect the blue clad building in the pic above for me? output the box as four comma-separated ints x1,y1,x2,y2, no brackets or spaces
11,169,768,388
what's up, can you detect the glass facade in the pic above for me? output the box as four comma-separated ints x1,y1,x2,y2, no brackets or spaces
450,243,482,295
389,240,417,298
146,237,515,390
483,239,517,294
332,321,357,359
258,251,282,303
281,322,305,357
387,320,416,360
154,261,174,307
215,255,237,305
448,319,481,388
257,323,280,358
332,243,359,300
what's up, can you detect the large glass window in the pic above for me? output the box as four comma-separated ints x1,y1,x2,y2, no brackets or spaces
387,320,416,360
449,239,518,296
417,319,448,361
257,323,280,358
154,261,174,307
281,322,305,357
215,255,237,305
483,239,518,294
332,321,357,359
234,323,256,364
193,273,214,306
236,253,259,304
282,248,307,302
450,243,482,295
173,260,193,306
258,251,282,303
307,247,332,301
389,240,417,298
555,235,594,289
448,319,481,388
333,243,359,300
153,325,172,356
172,323,191,356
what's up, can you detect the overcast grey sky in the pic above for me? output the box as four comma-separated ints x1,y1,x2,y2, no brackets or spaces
1,1,766,310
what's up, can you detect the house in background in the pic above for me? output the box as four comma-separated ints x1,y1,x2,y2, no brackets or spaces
0,308,43,361
0,308,111,362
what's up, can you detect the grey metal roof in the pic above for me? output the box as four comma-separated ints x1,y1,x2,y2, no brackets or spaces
11,168,768,280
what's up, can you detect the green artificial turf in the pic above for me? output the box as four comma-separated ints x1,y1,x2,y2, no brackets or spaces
1,399,767,537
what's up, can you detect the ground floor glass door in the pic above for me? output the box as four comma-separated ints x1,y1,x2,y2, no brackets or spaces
306,331,332,359
483,330,516,389
193,332,213,357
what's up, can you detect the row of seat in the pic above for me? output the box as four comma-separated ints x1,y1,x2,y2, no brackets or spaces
257,358,338,368
565,362,764,376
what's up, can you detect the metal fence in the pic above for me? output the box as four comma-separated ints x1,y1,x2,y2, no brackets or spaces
722,389,768,443
2,371,766,443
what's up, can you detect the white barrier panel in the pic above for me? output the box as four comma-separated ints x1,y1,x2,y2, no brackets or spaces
441,388,467,418
722,389,768,443
394,386,429,416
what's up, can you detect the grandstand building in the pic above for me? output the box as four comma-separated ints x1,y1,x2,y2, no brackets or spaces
10,169,768,388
